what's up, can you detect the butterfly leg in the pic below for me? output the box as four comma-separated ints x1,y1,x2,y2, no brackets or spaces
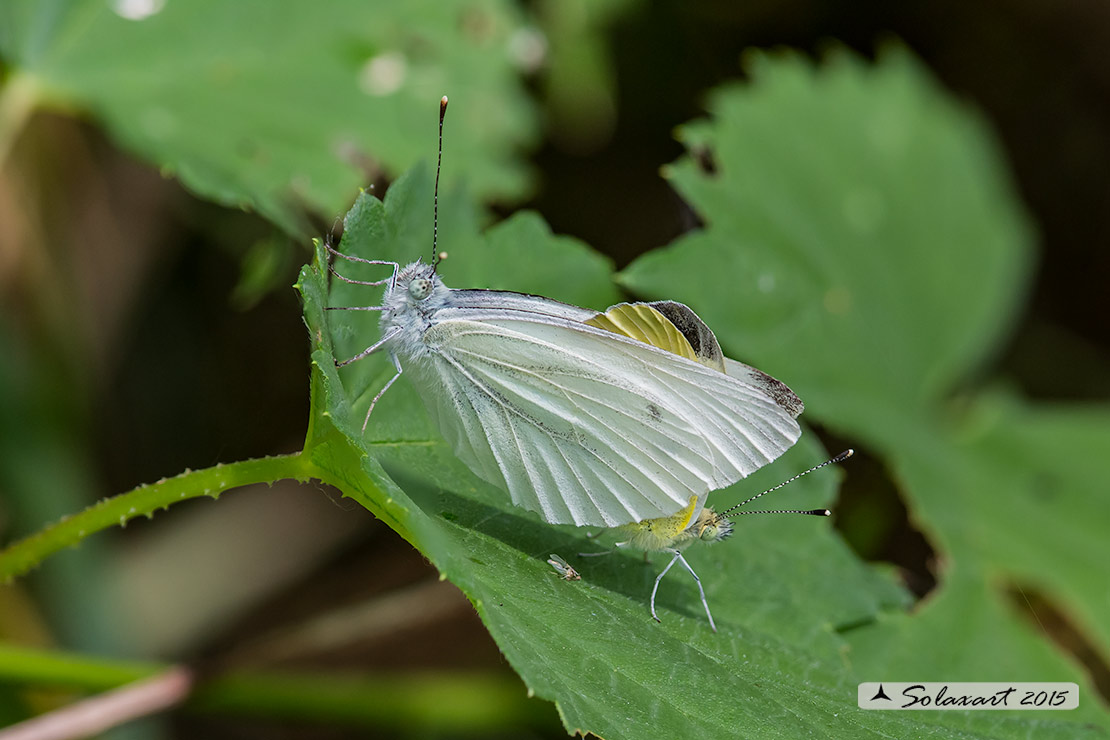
324,242,399,286
649,551,682,624
338,327,401,368
673,551,717,633
362,352,403,431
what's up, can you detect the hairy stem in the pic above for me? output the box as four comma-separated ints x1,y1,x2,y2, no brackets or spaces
0,452,317,582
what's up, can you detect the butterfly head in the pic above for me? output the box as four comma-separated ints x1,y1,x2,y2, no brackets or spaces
693,508,733,544
389,261,447,310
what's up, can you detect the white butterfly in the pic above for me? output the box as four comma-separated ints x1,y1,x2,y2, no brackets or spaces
327,96,805,531
328,252,804,528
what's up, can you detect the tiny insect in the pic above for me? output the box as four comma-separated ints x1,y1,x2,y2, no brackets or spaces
326,96,806,531
546,553,581,581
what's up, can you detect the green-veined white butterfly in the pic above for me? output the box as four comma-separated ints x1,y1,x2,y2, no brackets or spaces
327,97,837,630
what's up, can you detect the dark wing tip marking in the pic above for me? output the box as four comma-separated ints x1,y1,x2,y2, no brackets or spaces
746,366,804,417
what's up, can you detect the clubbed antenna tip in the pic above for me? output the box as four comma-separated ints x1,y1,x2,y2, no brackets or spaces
432,95,448,269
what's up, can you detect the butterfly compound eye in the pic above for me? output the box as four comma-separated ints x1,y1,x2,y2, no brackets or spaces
409,278,433,300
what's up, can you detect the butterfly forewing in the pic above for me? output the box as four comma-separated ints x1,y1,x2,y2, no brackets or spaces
411,310,802,527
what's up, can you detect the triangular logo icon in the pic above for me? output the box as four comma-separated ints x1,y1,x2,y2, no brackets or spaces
870,684,892,701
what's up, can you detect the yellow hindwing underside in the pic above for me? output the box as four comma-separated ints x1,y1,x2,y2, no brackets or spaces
586,303,725,372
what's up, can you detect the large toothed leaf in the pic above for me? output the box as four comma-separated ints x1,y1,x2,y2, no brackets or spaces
296,163,1103,738
619,45,1108,734
620,46,1033,437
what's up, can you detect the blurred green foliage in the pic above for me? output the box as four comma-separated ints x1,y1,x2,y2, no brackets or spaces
0,0,539,234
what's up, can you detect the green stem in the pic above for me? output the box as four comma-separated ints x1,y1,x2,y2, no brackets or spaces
0,644,549,732
0,644,161,689
0,452,318,582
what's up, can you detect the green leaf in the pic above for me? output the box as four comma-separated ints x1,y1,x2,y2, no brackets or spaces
890,393,1110,668
845,569,1110,729
619,45,1033,436
0,0,538,234
619,45,1108,734
296,165,1102,738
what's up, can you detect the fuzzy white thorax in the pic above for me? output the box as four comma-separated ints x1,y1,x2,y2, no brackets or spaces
379,260,451,362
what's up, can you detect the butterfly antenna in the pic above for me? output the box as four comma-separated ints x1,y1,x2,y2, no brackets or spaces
432,95,448,272
714,449,854,521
